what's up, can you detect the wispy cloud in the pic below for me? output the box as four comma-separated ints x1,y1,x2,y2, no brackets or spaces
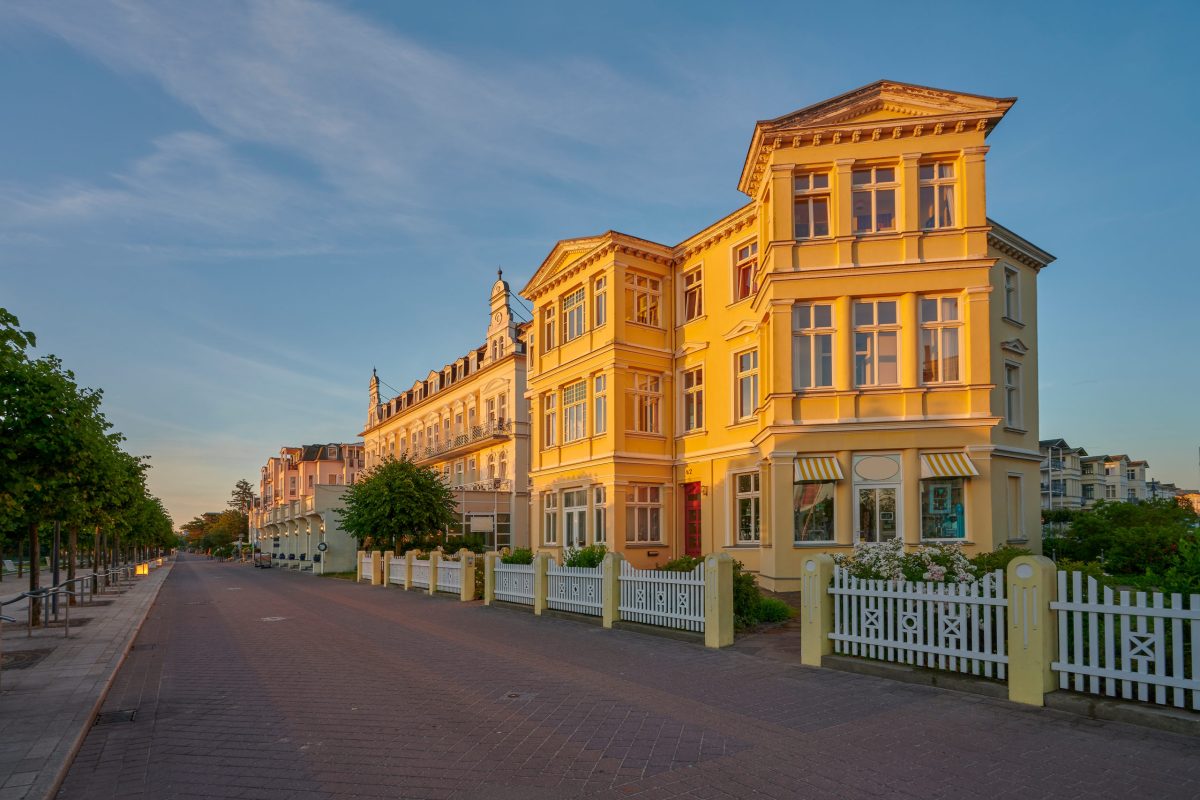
2,0,700,256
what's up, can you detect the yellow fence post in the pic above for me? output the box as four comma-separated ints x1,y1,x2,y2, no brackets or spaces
704,553,734,648
483,552,499,605
382,550,394,587
428,551,440,596
355,549,364,583
460,552,477,601
533,552,550,616
403,550,415,590
800,554,835,667
371,551,383,585
601,551,623,629
1007,555,1058,706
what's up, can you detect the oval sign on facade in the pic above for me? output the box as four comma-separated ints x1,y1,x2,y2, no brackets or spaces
854,455,900,482
317,542,328,551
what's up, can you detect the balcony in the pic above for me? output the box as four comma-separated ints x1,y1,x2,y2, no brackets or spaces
448,478,514,493
413,419,513,464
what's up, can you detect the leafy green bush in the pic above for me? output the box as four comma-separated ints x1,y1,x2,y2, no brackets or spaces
1048,499,1195,575
1150,535,1200,593
970,545,1031,574
1054,558,1107,584
755,597,793,624
415,551,430,561
564,544,607,568
659,555,703,573
501,548,533,565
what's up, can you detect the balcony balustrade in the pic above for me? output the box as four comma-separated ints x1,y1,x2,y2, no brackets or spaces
413,419,513,464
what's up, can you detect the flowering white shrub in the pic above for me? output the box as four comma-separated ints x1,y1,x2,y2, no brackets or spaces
835,539,977,584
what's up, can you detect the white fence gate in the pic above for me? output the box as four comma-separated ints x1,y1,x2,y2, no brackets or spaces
618,562,705,632
388,556,405,587
411,559,431,590
1051,571,1199,710
437,559,462,594
829,567,1008,679
547,563,603,617
359,552,373,582
494,562,534,605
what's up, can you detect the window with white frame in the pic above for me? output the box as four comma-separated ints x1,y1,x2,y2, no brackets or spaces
683,267,703,321
920,296,962,384
593,486,607,544
594,276,607,326
487,453,496,480
921,478,965,539
1105,484,1117,500
794,172,830,239
919,162,956,229
792,302,834,390
563,489,587,549
626,373,661,434
1004,362,1023,428
734,471,761,544
542,392,557,447
542,305,556,351
497,392,507,423
499,450,507,479
1003,266,1021,321
563,380,587,443
682,366,704,432
735,349,758,420
593,374,607,435
454,461,464,485
853,299,899,386
543,493,558,545
733,242,758,301
625,485,662,543
851,166,897,233
625,272,661,327
562,287,585,343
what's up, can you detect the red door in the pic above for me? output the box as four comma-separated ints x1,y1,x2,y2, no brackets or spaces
683,482,702,557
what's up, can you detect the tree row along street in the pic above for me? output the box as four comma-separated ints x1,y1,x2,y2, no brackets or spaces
59,556,1200,800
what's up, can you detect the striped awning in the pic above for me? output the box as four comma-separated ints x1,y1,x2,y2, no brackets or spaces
794,456,844,482
920,452,980,479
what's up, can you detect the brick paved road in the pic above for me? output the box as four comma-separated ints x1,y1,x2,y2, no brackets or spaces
58,556,1200,800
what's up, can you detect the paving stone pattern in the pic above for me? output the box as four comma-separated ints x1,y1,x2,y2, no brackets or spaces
0,565,171,800
59,557,1200,799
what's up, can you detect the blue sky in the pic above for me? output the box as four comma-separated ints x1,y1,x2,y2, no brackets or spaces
1,0,1197,527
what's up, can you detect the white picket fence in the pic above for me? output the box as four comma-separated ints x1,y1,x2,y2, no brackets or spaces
547,563,603,617
829,567,1008,679
494,561,534,605
619,562,705,632
437,559,462,594
411,559,431,590
359,552,373,582
1051,571,1199,710
388,556,405,587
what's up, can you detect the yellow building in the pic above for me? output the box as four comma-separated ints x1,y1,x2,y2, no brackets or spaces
522,80,1054,589
360,273,531,550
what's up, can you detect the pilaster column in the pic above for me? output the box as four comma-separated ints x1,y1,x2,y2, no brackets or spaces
900,153,922,262
833,158,856,267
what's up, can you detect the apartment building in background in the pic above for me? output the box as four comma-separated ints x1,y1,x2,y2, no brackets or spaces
359,273,531,550
522,80,1053,589
249,443,365,573
1039,438,1086,510
1080,454,1150,507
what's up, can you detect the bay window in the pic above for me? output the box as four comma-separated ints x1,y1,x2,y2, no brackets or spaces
920,296,962,384
853,299,899,386
792,302,834,390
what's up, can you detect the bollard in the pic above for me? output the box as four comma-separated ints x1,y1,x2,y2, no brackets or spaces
483,552,499,605
355,549,364,583
371,551,383,585
381,551,395,586
460,552,477,601
704,553,734,648
428,551,440,596
601,551,623,629
799,554,835,666
403,550,415,590
532,553,550,616
1007,555,1058,706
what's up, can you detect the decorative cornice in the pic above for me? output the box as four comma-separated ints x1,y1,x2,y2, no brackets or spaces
988,218,1055,270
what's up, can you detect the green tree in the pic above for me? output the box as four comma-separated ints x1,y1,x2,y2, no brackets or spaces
229,478,255,511
1048,499,1197,575
336,457,457,552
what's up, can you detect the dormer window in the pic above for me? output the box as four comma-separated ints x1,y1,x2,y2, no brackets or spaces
852,166,897,233
794,173,830,239
919,162,956,229
327,445,337,459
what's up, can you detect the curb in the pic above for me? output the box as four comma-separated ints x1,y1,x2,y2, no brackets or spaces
35,562,174,800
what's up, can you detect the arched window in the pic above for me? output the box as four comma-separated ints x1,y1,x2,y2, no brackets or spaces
499,451,508,480
487,454,496,480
